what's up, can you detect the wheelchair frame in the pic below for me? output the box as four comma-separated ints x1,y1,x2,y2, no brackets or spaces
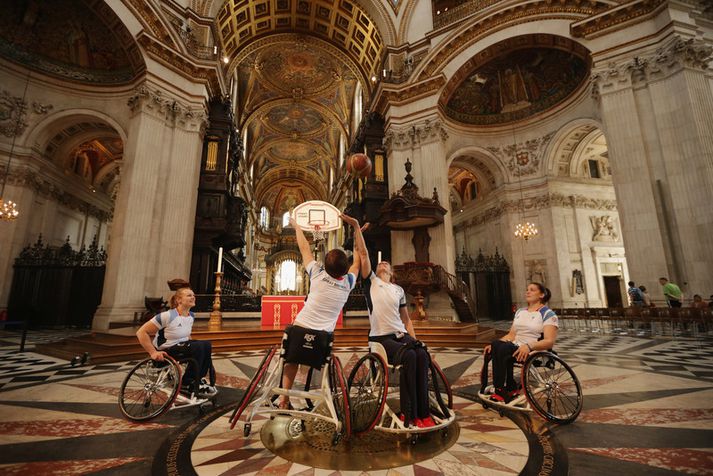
118,354,217,422
228,345,351,445
477,350,583,425
351,342,456,437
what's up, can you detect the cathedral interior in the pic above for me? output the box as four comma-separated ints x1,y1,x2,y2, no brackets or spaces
0,0,712,474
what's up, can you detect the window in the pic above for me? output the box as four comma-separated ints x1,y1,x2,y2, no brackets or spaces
588,159,601,179
282,211,290,227
278,260,297,292
260,207,270,229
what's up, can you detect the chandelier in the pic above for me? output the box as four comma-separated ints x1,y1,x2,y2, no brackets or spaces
0,73,30,223
511,129,537,241
514,221,538,240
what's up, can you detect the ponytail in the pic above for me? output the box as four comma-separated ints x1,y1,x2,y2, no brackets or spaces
532,282,551,304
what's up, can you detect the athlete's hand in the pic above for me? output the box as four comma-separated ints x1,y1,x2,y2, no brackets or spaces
483,344,491,355
288,215,298,228
360,222,370,233
340,213,360,228
151,350,168,361
512,344,530,362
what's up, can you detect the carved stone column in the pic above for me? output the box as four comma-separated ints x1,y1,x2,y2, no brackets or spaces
592,36,713,296
385,118,455,273
93,84,207,330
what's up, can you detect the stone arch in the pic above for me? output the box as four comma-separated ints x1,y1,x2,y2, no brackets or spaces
414,4,604,84
543,118,607,178
27,109,128,154
447,145,508,190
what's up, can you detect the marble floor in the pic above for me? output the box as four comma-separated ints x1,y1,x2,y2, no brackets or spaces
0,328,712,475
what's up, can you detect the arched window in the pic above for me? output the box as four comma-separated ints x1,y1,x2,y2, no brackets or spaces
278,260,297,292
282,211,290,227
260,206,270,229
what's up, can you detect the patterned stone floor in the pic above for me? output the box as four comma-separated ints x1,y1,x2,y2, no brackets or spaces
0,329,712,475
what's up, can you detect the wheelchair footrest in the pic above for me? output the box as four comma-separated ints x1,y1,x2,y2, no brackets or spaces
270,388,325,401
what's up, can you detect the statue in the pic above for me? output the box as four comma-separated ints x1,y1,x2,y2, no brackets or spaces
591,215,618,241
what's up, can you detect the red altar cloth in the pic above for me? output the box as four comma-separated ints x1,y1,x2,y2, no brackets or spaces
260,295,343,329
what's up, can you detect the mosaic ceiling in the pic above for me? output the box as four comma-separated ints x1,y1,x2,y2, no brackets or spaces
0,0,143,84
442,35,590,125
218,0,385,215
235,35,361,214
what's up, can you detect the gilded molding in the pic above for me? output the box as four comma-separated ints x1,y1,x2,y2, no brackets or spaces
416,2,602,82
374,75,446,114
137,35,222,97
570,0,667,39
384,118,448,152
127,85,208,133
122,0,175,46
591,36,713,97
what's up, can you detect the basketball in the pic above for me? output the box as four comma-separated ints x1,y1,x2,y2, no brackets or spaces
347,153,372,177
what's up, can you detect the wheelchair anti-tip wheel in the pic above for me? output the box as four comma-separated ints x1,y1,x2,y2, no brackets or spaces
328,355,351,441
347,353,388,436
118,356,182,421
229,346,277,429
522,351,583,424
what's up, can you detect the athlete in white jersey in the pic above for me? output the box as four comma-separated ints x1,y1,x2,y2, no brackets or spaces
279,213,368,408
483,282,559,403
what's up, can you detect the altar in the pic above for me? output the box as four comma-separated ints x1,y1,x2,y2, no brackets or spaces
260,295,343,329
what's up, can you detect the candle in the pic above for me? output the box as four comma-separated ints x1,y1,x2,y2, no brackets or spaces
217,247,223,273
377,251,382,264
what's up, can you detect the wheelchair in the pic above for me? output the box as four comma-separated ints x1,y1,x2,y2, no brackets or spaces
477,349,583,424
347,341,455,442
228,335,351,445
118,352,218,422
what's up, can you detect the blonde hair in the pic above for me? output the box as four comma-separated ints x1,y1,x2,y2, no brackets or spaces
170,287,192,309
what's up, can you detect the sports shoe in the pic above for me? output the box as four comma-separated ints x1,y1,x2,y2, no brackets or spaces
198,379,218,398
418,416,436,428
490,388,514,404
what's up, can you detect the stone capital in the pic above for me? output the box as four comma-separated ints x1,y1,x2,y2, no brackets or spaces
384,118,448,152
127,84,208,133
591,36,713,97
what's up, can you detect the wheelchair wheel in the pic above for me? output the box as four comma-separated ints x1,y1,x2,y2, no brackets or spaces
328,355,351,439
522,352,583,424
118,356,182,422
428,360,453,418
229,346,277,429
347,353,388,436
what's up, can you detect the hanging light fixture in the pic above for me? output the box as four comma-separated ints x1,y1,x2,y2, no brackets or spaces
514,221,538,240
0,72,30,222
512,129,538,240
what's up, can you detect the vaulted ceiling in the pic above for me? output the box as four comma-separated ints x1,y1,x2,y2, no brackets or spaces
217,0,385,217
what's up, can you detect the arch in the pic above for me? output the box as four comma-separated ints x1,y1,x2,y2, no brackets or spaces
27,109,128,152
446,145,508,188
543,117,605,177
242,97,349,139
413,3,605,84
207,0,397,46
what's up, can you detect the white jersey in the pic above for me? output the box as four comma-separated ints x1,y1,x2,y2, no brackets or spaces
293,260,356,332
151,309,194,350
364,271,407,337
512,306,558,346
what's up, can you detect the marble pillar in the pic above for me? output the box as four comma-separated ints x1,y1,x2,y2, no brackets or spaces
93,84,207,330
592,36,713,298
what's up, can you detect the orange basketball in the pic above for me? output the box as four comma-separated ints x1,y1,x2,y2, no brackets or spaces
347,153,372,177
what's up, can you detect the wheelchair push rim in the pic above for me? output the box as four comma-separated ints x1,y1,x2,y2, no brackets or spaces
347,352,388,436
329,355,352,440
522,351,583,424
118,355,182,422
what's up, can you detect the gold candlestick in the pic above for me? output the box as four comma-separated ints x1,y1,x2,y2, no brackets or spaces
208,272,223,331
